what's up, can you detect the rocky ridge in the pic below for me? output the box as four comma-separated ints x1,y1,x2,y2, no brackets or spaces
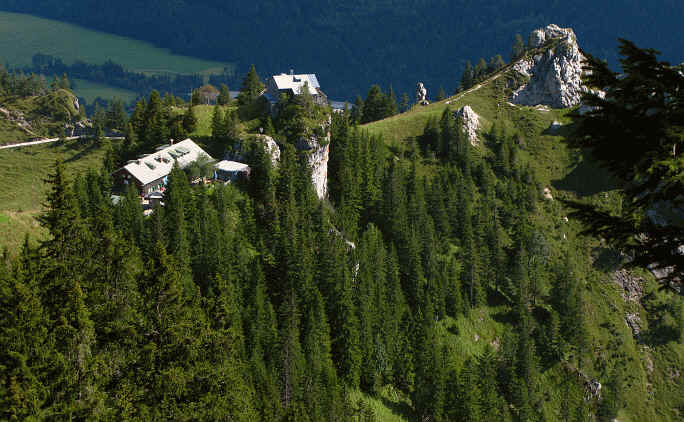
510,24,585,108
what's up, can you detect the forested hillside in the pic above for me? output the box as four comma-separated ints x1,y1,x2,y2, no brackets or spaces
1,1,683,98
1,29,682,422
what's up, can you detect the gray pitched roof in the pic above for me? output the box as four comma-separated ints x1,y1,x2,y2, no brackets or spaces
120,138,212,185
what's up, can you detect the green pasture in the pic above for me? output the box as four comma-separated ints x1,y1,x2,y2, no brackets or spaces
0,11,232,75
0,138,110,251
72,78,139,103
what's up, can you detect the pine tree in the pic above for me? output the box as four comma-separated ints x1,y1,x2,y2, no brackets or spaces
191,88,201,106
399,92,410,112
436,86,446,101
511,33,525,61
237,64,265,106
211,104,225,142
385,84,398,116
351,94,364,124
182,105,198,134
217,83,231,105
361,85,387,123
460,60,474,90
279,290,305,411
0,256,51,420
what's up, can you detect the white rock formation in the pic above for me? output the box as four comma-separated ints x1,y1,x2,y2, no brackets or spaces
511,24,585,108
454,105,480,146
416,82,429,105
254,134,281,167
296,116,331,200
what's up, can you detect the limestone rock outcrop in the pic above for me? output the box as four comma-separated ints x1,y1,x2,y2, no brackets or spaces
510,24,585,108
296,116,331,200
454,105,480,146
416,82,429,105
254,134,281,166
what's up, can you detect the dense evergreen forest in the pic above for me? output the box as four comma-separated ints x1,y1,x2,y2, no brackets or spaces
1,37,682,421
1,1,684,97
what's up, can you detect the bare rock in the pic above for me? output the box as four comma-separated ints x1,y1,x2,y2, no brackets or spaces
511,24,585,108
612,269,644,303
254,134,281,167
296,116,331,200
454,105,480,146
625,312,642,336
416,82,429,105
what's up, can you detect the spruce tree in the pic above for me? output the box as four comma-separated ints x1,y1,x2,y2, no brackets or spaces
237,64,265,106
217,83,231,105
511,33,525,61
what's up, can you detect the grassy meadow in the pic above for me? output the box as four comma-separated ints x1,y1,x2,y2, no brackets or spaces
72,78,139,104
0,11,231,75
0,139,110,252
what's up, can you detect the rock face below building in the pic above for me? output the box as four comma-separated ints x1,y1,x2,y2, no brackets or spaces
296,116,331,200
454,105,480,146
510,24,585,108
254,134,281,166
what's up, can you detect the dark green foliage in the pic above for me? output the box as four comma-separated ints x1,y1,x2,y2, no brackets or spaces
217,83,231,105
237,64,265,114
567,40,684,286
511,33,526,60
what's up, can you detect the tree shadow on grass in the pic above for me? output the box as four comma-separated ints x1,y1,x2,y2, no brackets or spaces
63,141,99,164
552,147,619,197
379,395,415,421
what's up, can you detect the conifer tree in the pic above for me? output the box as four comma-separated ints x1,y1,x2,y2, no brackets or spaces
436,86,446,101
385,84,398,116
361,85,387,123
182,105,198,134
217,83,231,105
399,92,410,112
211,104,225,142
511,33,526,61
351,94,364,124
237,64,265,106
460,60,474,90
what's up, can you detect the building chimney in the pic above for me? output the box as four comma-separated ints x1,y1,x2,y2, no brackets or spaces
290,68,294,75
137,159,141,165
170,139,174,145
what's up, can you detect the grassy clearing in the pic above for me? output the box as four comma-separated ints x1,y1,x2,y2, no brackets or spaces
347,386,412,422
0,11,232,75
72,78,139,104
172,104,239,138
0,139,109,251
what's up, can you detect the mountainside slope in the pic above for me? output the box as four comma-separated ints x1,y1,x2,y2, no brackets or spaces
360,29,682,421
0,88,84,145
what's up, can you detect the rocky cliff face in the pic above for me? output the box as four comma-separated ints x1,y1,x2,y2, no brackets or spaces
454,105,481,146
510,24,585,108
254,134,281,166
296,116,331,200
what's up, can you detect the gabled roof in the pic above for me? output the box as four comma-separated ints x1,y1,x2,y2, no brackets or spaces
271,73,321,95
119,138,213,185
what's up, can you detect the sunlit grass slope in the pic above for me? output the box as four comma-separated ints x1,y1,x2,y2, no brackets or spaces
0,11,232,75
0,139,110,251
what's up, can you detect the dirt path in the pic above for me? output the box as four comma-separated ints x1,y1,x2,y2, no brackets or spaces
0,136,124,150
